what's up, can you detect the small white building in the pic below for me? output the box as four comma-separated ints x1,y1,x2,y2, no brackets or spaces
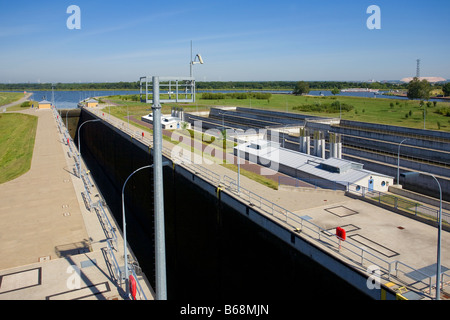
141,114,190,130
236,140,394,192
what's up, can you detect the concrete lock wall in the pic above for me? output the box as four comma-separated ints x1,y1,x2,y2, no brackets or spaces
73,108,395,300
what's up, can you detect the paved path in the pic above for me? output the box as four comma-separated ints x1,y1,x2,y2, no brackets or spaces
0,108,154,300
1,93,32,111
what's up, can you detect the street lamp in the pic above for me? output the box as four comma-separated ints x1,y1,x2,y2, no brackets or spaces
401,171,443,300
122,165,153,299
77,119,101,177
397,138,409,185
121,160,170,299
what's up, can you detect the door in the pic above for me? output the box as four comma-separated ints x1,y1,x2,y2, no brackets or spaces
368,178,374,191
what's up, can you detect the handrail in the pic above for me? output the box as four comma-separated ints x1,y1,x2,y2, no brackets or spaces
347,183,450,222
94,201,118,249
106,239,122,284
129,265,148,300
222,174,448,298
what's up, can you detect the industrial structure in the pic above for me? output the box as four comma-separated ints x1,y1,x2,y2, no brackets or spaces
237,140,393,192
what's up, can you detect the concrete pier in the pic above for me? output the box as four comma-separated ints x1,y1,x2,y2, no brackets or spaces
0,108,153,300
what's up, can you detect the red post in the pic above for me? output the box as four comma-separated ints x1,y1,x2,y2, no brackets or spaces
336,227,346,250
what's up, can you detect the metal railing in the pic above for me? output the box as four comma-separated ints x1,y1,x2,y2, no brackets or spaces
54,107,149,300
94,201,118,249
222,174,449,299
347,183,450,224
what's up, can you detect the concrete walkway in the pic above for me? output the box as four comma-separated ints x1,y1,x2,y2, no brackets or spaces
0,108,154,300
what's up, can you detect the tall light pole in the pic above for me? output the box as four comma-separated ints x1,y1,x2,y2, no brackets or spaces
77,119,100,177
397,138,409,185
402,171,443,300
152,76,167,300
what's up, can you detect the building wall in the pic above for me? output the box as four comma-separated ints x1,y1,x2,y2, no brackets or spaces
353,174,393,193
39,103,51,109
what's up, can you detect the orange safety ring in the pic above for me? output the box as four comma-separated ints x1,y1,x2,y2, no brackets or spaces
129,275,137,300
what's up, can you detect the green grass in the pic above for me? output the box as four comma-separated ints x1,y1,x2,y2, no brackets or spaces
191,93,450,131
221,163,278,190
0,92,24,107
7,100,39,111
0,113,38,184
103,93,450,132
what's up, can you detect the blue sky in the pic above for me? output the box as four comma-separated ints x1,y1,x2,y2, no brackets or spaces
0,0,449,83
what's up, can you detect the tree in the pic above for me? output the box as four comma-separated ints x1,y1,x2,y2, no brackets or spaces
293,81,310,95
407,77,431,100
331,87,340,96
443,82,450,97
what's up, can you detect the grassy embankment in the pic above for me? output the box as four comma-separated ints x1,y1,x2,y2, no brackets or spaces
0,92,38,111
0,92,38,184
0,113,38,184
99,93,450,189
101,92,450,131
0,92,24,107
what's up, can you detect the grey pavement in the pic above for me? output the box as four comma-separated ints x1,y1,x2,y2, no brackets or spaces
0,108,154,300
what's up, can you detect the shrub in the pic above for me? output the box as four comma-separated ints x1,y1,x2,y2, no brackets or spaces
435,107,450,117
292,101,354,113
201,92,272,100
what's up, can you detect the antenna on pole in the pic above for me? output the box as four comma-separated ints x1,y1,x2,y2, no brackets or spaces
416,59,421,78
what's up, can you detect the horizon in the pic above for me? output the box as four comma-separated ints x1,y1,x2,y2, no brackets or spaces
1,0,449,83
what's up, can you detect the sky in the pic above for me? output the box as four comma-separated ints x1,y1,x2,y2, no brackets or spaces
0,0,449,83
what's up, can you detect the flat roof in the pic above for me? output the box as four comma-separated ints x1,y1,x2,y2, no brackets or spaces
237,140,393,185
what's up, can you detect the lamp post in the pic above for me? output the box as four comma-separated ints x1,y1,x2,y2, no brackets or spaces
397,138,409,185
152,76,168,300
402,171,443,300
77,119,100,177
122,165,153,299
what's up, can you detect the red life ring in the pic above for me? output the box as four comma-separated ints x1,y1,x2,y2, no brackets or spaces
129,275,137,300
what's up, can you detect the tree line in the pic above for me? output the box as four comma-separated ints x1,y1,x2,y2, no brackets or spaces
0,80,415,92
